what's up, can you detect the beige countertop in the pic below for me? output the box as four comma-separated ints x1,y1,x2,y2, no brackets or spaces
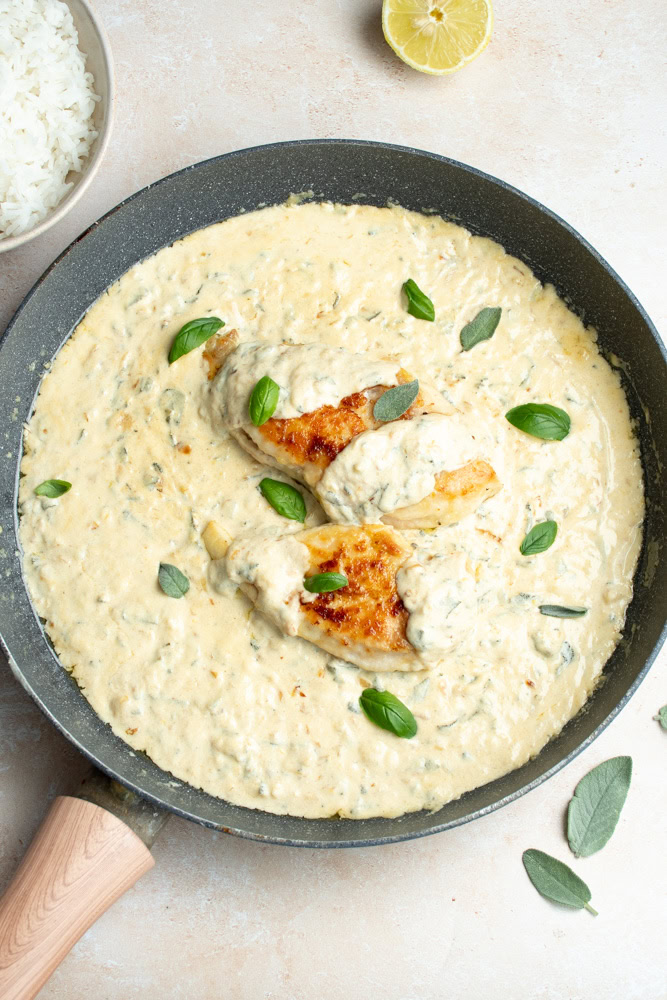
1,1,665,997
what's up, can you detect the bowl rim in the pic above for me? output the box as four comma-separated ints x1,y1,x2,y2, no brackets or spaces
0,0,115,254
1,138,665,847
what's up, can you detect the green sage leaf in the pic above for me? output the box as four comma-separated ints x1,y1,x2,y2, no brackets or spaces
259,478,306,522
654,705,667,730
34,479,71,498
505,403,571,441
168,317,224,363
522,849,597,915
249,375,280,427
539,605,587,619
303,572,348,593
520,520,558,556
460,306,502,351
158,562,190,598
359,688,417,739
567,756,632,858
403,279,435,322
373,379,419,422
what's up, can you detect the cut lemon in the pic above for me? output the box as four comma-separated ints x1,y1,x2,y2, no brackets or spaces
382,0,493,76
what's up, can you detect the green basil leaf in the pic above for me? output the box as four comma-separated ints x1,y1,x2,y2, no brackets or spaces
520,520,557,556
567,756,632,858
654,705,667,730
539,605,588,619
34,479,71,498
403,279,435,322
373,379,419,422
249,375,280,427
522,849,597,915
158,562,190,598
505,403,571,440
168,317,224,364
359,688,417,739
303,572,348,593
259,478,306,522
460,306,502,351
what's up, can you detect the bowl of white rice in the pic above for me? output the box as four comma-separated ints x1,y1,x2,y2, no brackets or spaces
0,0,114,251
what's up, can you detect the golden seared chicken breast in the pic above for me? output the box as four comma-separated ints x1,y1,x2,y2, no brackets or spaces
223,523,423,672
210,339,501,528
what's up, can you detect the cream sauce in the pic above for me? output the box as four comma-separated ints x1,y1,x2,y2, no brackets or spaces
19,201,644,820
317,412,481,523
225,529,312,636
213,340,400,425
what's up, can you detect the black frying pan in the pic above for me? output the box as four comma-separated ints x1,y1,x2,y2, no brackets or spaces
1,140,665,849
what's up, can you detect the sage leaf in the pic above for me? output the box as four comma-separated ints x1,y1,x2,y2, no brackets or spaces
373,379,419,422
567,756,632,858
522,849,597,915
158,562,190,598
168,317,224,363
460,306,502,351
520,520,557,556
249,375,280,427
654,705,667,730
303,572,348,593
259,478,306,522
34,479,71,498
403,279,435,322
539,605,587,619
359,688,417,739
505,403,571,441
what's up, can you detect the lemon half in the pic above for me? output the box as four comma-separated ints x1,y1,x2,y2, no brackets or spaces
382,0,493,76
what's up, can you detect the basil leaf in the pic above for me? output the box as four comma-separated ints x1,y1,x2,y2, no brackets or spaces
654,705,667,730
303,572,348,593
168,317,224,364
403,279,435,322
539,605,587,619
373,379,419,422
249,375,280,427
522,850,597,915
505,403,570,441
158,562,190,598
567,756,632,858
460,306,502,351
34,479,71,498
359,688,417,739
520,520,557,555
259,478,306,522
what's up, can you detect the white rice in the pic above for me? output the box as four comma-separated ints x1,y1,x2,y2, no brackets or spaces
0,0,101,240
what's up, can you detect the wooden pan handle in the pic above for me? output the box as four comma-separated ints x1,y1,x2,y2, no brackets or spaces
0,795,154,1000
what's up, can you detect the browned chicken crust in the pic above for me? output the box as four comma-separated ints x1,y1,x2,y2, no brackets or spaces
257,369,430,472
299,524,412,654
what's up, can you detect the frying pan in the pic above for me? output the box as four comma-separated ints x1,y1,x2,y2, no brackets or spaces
0,140,665,994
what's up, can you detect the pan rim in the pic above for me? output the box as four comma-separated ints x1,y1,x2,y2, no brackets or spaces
2,138,665,847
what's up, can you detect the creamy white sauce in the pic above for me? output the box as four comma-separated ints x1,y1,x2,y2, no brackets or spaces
317,412,481,523
225,530,312,636
214,340,400,425
19,201,644,820
396,546,479,661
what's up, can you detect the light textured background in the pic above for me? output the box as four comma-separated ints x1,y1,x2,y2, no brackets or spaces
1,1,666,998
